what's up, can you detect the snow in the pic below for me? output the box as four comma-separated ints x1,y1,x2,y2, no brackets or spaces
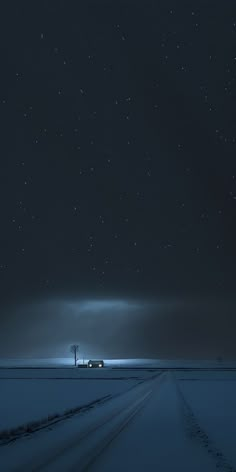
0,358,164,368
87,372,218,472
176,370,236,470
1,365,236,471
0,369,159,471
0,368,151,431
1,357,236,368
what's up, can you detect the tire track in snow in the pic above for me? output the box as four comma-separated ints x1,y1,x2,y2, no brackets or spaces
0,374,158,446
12,372,163,472
75,388,153,472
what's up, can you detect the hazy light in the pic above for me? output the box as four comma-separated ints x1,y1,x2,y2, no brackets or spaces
68,299,140,314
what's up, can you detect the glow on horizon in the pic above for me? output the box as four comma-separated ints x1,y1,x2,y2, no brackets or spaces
68,299,141,314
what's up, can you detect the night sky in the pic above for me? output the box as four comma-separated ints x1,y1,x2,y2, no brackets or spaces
1,1,236,359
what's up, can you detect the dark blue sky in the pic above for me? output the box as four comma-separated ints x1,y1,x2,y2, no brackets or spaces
0,1,236,357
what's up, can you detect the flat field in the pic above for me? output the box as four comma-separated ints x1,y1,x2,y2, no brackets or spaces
1,364,236,471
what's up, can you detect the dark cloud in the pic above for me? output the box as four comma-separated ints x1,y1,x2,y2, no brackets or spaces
1,297,236,359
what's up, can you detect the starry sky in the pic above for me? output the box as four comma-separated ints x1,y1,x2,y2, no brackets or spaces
1,1,236,359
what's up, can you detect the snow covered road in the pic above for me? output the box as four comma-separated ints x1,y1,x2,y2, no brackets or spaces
85,373,220,472
1,369,236,471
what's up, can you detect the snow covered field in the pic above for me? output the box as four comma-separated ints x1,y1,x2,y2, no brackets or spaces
0,368,153,431
1,365,236,471
176,370,236,470
1,357,236,368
